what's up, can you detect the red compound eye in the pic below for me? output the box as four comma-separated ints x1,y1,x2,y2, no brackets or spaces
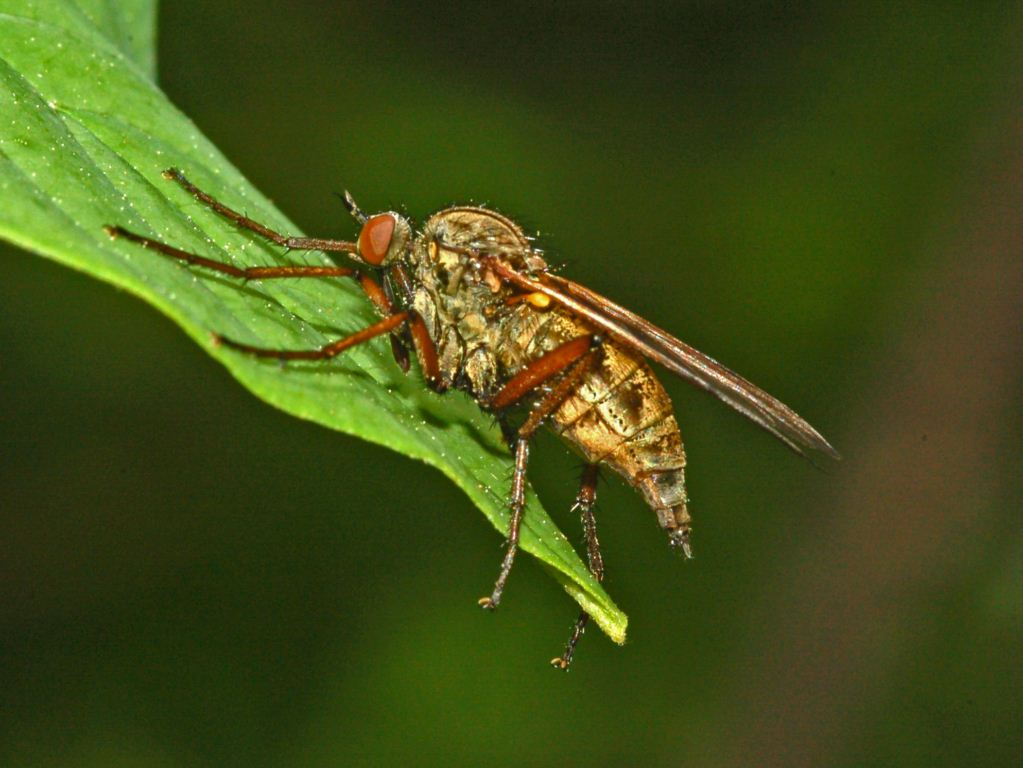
358,214,396,265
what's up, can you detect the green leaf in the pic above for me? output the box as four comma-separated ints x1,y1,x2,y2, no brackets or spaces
0,2,627,644
72,0,157,77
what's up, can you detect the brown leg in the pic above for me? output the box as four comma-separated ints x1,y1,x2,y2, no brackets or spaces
104,224,356,280
162,168,357,253
479,336,602,610
407,312,442,388
105,223,411,368
478,435,530,610
215,312,407,361
106,222,396,311
489,336,595,410
551,464,603,670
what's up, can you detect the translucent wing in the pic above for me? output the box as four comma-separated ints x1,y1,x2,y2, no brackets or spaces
483,257,840,462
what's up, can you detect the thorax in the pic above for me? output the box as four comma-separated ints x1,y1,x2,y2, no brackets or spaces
404,206,549,396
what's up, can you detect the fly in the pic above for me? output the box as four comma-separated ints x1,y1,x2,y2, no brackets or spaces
105,169,839,669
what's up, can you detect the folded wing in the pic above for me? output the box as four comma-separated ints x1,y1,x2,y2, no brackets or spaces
483,257,840,463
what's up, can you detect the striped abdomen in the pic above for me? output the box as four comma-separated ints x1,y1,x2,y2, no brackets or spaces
518,311,691,548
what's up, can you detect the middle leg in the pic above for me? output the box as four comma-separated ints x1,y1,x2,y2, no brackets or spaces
215,312,408,360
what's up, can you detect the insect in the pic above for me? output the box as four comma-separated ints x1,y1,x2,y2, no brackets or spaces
105,169,839,669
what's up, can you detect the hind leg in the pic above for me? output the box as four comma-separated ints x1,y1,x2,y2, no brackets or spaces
478,337,602,610
551,464,603,670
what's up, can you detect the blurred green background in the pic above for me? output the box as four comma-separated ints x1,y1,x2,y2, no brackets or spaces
2,1,1022,766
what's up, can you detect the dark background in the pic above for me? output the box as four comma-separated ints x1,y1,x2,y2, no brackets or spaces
3,2,1022,766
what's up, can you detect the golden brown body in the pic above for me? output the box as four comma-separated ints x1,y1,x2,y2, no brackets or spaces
408,207,690,545
110,168,836,667
540,314,690,543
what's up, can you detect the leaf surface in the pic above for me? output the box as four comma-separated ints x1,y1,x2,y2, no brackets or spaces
0,1,627,643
